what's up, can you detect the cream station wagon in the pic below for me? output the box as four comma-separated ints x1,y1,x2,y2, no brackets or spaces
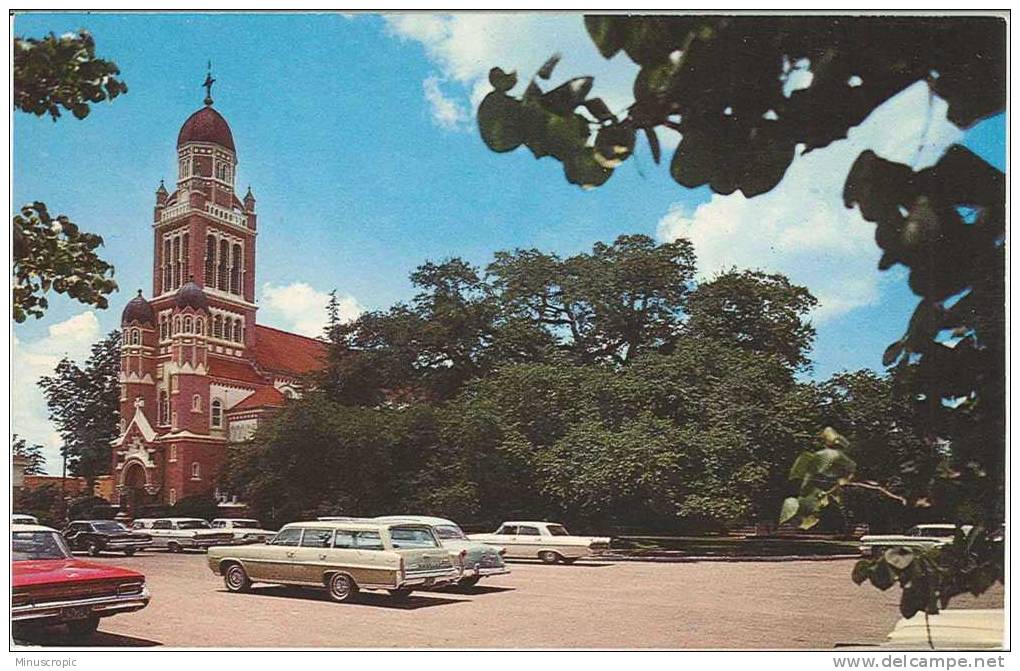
207,520,459,602
469,521,611,564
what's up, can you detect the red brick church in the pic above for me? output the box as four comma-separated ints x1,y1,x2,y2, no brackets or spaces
112,81,325,512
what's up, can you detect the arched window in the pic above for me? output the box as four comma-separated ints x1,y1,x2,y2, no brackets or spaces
211,399,223,428
192,394,202,412
163,238,171,293
184,316,192,333
160,316,168,340
191,462,201,480
195,319,204,336
173,316,181,334
230,244,242,294
172,235,181,289
159,391,169,425
130,329,139,345
169,488,177,506
233,319,242,343
169,445,177,462
217,239,229,289
179,159,187,180
213,314,222,339
205,235,217,289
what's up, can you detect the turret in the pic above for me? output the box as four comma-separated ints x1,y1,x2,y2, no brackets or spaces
119,290,158,432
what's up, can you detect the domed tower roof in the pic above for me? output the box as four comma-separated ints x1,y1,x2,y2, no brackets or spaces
177,106,235,152
122,290,155,325
175,280,210,312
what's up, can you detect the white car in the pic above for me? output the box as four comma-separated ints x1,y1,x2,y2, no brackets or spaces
859,523,973,558
210,518,276,544
13,514,39,525
373,515,510,586
130,517,234,553
468,521,611,564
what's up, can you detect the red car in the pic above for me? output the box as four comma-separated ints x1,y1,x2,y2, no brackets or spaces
12,524,150,637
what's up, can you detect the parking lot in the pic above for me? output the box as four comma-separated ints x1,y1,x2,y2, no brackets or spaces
17,550,1003,649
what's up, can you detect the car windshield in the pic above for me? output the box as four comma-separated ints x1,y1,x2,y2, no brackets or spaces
92,521,129,532
13,531,72,561
231,520,258,528
177,520,210,530
547,524,570,536
389,526,439,548
433,525,466,540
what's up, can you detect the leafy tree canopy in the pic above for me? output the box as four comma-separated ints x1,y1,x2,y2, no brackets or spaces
14,29,127,120
38,330,121,487
12,434,47,476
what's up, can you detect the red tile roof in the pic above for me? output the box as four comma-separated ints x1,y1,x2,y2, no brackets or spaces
208,356,265,385
253,325,327,377
228,385,285,412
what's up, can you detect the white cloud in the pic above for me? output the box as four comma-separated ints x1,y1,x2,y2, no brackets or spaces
261,282,363,338
385,13,640,131
423,76,469,130
657,81,964,323
12,311,103,473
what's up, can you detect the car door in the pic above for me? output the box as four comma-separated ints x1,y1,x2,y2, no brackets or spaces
292,527,334,583
494,525,521,557
150,519,172,547
250,527,303,583
516,525,543,557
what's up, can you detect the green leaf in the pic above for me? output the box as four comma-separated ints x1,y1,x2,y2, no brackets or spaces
477,92,524,153
788,451,818,482
644,127,661,164
851,559,871,585
584,16,624,58
869,561,895,590
814,447,856,479
798,514,819,530
537,53,561,80
779,496,799,524
583,98,615,122
488,67,518,93
541,77,594,115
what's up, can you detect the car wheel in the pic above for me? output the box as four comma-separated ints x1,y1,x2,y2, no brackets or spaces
388,588,413,599
167,541,181,553
224,563,252,593
538,550,559,564
87,542,101,557
326,573,358,603
458,576,481,587
66,616,100,637
124,548,136,557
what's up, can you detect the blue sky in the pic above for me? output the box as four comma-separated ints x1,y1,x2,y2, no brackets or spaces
12,13,1005,471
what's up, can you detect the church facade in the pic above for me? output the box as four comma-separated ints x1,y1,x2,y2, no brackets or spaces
112,89,325,512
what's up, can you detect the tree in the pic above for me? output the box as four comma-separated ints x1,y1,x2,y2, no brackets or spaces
14,30,127,120
476,14,1004,613
13,30,126,321
12,434,47,475
38,330,121,489
686,269,817,372
489,234,697,363
14,484,63,527
13,202,117,323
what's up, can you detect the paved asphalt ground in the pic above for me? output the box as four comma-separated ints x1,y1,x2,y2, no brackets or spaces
17,550,1003,649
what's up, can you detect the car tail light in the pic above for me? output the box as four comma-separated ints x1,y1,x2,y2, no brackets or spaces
117,581,144,595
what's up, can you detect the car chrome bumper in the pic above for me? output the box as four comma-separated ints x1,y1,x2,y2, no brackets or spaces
12,586,151,622
462,564,511,578
399,568,459,588
105,541,151,550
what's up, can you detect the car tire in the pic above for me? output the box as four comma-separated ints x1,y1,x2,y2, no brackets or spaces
326,573,358,603
66,616,100,637
167,541,182,554
458,576,481,587
388,588,413,599
224,563,252,593
124,548,136,557
538,551,559,564
87,542,101,557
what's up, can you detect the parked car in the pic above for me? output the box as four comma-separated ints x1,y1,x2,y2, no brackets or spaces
13,513,39,525
207,520,459,602
374,515,510,586
130,517,234,553
210,518,276,544
12,524,150,637
469,521,611,564
63,520,152,557
859,523,974,558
